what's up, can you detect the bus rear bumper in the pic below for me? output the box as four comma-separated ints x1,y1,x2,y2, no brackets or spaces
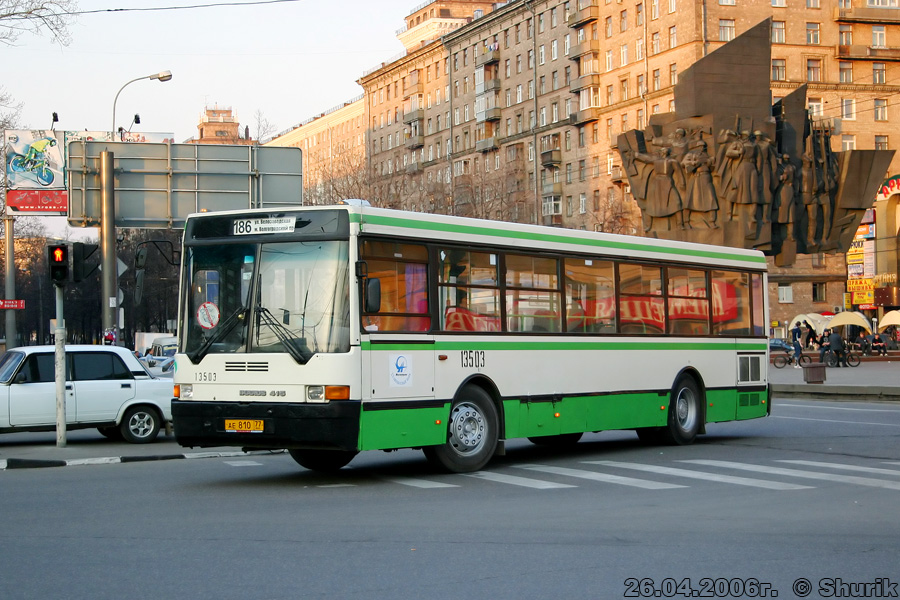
171,400,361,451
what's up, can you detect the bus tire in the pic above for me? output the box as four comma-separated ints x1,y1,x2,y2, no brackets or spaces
661,376,702,445
528,432,584,446
423,386,499,473
289,449,358,472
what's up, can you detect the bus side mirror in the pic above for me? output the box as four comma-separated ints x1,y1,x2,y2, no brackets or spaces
365,278,381,313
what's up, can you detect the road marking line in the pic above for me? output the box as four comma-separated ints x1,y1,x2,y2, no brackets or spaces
383,477,459,489
589,460,812,490
518,464,685,489
779,460,900,477
223,460,263,467
464,470,577,489
777,403,900,413
317,483,357,488
0,460,6,470
681,460,900,491
771,415,900,427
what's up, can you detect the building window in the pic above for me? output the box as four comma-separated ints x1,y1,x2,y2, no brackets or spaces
841,98,855,120
841,134,856,151
652,31,660,54
772,21,785,44
874,62,886,84
772,0,786,5
637,108,645,129
720,0,735,5
873,25,886,48
637,3,643,25
778,284,793,304
719,19,735,42
806,23,820,45
669,63,678,86
875,98,888,121
808,97,823,116
653,69,660,91
669,0,676,13
651,0,659,19
839,24,852,46
669,25,677,48
807,59,822,82
875,135,889,150
620,10,628,31
839,61,853,83
807,0,820,7
606,16,613,37
812,282,826,303
772,59,786,81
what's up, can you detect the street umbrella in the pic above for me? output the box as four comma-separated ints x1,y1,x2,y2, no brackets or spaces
826,311,872,333
877,310,900,331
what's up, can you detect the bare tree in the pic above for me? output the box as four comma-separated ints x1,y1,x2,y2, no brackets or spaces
1,0,78,46
253,109,277,143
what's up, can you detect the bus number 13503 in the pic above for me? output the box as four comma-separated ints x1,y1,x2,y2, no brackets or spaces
461,350,485,369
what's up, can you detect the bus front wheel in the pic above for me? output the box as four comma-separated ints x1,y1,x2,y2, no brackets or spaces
424,386,499,473
289,449,358,472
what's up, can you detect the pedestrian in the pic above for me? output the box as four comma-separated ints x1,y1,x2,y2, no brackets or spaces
818,329,832,363
804,320,815,348
871,332,888,356
828,328,848,367
855,330,870,355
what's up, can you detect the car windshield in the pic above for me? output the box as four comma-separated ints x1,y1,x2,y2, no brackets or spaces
0,351,25,383
182,239,350,364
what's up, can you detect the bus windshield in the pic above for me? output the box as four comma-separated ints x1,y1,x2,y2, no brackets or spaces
182,240,350,364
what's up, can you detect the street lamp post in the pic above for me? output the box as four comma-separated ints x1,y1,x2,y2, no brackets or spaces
103,70,172,344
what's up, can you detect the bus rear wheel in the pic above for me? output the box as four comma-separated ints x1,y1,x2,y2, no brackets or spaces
289,449,358,472
423,386,499,473
662,376,702,445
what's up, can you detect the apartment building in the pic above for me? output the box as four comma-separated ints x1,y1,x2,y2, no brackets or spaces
185,106,254,145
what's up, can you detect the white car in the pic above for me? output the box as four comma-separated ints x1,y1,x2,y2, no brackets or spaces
0,345,174,443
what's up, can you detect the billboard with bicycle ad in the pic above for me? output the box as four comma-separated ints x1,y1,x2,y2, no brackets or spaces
3,129,174,217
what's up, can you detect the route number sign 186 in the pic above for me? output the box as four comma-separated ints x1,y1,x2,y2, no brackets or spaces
232,217,295,236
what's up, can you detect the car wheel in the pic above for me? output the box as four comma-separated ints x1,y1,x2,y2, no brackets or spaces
119,405,161,443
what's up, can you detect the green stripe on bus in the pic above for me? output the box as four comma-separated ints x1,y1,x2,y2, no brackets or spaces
359,213,767,265
361,340,767,352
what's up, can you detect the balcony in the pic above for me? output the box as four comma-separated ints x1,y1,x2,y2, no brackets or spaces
403,78,423,98
541,149,562,167
476,49,501,67
567,2,599,28
611,165,625,183
834,6,900,23
542,182,563,196
406,162,422,174
403,108,424,124
477,106,502,122
837,44,900,61
406,135,424,149
542,213,563,226
476,137,499,152
569,39,599,60
571,73,602,93
572,107,602,125
483,77,502,93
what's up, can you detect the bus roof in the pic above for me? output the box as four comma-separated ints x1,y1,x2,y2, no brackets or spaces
185,204,767,270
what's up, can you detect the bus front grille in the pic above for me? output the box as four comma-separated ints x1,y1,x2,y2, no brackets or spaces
225,361,269,372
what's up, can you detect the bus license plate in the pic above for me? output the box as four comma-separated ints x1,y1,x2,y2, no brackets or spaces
224,419,265,433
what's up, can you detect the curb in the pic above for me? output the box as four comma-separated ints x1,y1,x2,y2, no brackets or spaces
0,450,274,471
771,384,900,402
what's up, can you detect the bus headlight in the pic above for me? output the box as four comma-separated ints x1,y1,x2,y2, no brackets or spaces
178,384,193,399
307,385,325,401
306,385,350,401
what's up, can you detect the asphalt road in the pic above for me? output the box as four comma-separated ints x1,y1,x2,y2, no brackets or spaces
1,399,899,600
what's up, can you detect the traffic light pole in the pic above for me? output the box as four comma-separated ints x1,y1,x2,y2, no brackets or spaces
54,283,66,448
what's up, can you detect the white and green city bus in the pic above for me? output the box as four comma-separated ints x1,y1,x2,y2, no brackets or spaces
171,203,770,473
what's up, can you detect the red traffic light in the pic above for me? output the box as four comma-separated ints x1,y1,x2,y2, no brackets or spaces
47,244,69,283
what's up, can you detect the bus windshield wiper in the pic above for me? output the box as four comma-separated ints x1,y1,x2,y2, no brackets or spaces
187,306,248,364
256,306,314,364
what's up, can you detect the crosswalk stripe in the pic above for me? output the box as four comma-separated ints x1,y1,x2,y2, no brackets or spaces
779,460,900,477
516,464,685,489
464,470,577,489
587,460,813,490
223,460,263,467
681,460,900,491
383,477,459,489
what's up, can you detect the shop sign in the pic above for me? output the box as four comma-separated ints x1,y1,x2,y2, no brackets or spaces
847,279,874,292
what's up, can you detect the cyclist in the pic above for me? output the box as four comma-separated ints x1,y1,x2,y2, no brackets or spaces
828,328,848,367
791,338,804,368
22,137,57,166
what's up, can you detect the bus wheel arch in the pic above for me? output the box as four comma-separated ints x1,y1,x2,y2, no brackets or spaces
423,378,501,473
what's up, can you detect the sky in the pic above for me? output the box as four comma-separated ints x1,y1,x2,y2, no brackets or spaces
4,0,416,237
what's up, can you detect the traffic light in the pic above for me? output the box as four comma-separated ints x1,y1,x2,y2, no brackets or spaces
72,242,98,282
48,244,69,284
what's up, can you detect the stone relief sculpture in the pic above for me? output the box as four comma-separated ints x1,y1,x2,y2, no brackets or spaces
616,19,894,266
